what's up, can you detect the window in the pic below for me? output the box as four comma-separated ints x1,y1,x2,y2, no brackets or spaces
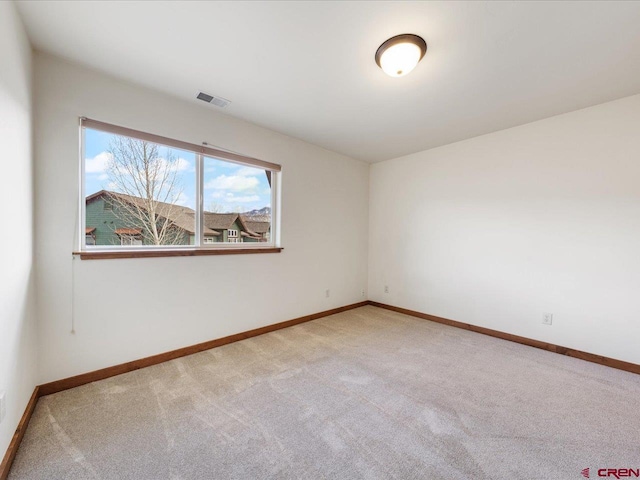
80,118,280,256
202,157,272,245
85,227,96,245
120,235,143,246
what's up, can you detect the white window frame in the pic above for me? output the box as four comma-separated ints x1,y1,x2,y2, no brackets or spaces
79,117,281,253
228,229,238,238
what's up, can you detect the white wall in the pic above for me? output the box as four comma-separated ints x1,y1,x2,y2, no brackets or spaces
34,53,369,384
370,94,640,365
0,1,37,458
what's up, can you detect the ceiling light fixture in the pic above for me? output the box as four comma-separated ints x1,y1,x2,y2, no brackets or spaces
375,34,427,78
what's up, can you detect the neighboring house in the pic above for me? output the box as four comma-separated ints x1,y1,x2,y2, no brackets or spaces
85,190,269,246
203,212,267,243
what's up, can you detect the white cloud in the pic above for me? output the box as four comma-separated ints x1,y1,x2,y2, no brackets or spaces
172,157,192,172
107,156,193,185
174,192,190,206
85,152,112,174
224,193,260,203
86,152,190,176
236,166,264,177
205,175,259,192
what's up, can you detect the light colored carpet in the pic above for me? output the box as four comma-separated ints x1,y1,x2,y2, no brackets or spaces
9,306,640,479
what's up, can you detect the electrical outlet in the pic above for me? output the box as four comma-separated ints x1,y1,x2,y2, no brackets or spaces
361,289,365,297
0,391,5,424
325,289,330,298
542,313,553,325
384,285,389,294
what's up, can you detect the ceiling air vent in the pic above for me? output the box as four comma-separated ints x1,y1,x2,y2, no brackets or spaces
196,91,231,108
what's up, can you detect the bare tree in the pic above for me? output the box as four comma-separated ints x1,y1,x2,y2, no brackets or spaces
206,202,226,213
106,136,187,245
206,202,245,214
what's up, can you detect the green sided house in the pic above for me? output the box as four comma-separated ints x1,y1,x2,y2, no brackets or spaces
85,190,270,246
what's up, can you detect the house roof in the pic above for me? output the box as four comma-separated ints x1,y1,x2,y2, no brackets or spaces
87,190,270,238
243,220,270,235
114,228,142,235
203,212,239,230
203,212,270,238
240,231,261,239
87,190,220,236
85,227,96,234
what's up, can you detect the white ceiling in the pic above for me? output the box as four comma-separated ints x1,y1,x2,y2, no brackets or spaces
16,1,640,163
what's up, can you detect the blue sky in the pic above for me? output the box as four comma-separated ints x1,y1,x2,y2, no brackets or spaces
84,128,271,212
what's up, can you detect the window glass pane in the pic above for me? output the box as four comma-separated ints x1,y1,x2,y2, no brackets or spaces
84,128,196,247
202,157,272,244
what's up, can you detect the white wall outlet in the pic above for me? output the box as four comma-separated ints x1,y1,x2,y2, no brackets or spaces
325,289,330,298
0,391,6,424
361,289,365,297
384,285,389,294
542,313,553,325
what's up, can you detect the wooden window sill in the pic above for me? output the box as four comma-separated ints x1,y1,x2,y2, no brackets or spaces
73,247,283,260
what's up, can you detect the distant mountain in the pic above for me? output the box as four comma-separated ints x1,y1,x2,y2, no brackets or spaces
242,206,271,219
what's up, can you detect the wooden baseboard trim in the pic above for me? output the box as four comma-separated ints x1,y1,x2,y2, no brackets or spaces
369,301,640,375
38,301,369,397
7,300,636,478
2,301,368,477
0,387,39,480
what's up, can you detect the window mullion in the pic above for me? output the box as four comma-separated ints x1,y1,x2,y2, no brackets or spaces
271,171,279,246
196,153,203,247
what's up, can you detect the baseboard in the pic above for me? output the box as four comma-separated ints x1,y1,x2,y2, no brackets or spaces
38,301,369,397
1,301,367,477
369,301,640,375
0,387,39,480
4,300,637,479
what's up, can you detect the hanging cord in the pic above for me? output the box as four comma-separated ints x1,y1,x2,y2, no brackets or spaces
71,255,76,334
70,202,79,334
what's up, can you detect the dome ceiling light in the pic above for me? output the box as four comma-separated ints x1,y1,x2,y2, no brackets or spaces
375,34,427,78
